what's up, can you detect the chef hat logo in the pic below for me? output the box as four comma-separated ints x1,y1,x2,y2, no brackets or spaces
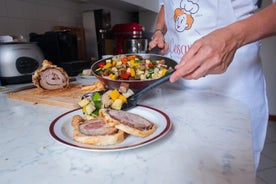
174,8,194,30
173,0,199,31
180,0,199,14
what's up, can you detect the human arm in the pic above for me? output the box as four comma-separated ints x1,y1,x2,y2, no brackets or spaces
148,5,169,55
170,3,276,82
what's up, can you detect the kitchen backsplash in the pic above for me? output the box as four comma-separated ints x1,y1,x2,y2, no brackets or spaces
0,0,80,39
0,0,141,40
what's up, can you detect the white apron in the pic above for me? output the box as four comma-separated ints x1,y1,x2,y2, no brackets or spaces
162,0,268,169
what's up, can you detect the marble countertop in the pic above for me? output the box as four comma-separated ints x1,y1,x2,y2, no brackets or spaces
0,77,255,184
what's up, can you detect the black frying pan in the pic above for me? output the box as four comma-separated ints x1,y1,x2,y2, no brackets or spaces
91,53,177,92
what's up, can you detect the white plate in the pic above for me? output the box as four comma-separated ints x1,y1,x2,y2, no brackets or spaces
49,105,171,151
77,74,96,79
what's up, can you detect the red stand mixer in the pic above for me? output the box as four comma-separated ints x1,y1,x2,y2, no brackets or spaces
112,22,147,54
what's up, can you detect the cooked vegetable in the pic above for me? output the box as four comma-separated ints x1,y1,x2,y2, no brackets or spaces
92,92,101,102
111,99,123,110
109,89,121,101
78,98,90,107
78,86,134,119
85,103,96,115
95,55,172,80
80,92,102,118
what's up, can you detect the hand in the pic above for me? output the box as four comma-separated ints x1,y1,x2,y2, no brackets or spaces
148,31,169,55
170,27,240,82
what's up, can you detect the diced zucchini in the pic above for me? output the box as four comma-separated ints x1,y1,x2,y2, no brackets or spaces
78,98,90,107
85,103,96,115
111,99,123,110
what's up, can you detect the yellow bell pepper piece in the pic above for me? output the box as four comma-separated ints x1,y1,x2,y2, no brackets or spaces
112,60,116,66
161,68,168,76
103,63,112,69
130,68,135,77
130,60,138,67
118,94,127,103
108,73,116,80
82,106,86,114
109,89,120,101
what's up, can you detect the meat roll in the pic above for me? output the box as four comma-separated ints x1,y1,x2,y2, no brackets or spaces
32,60,69,90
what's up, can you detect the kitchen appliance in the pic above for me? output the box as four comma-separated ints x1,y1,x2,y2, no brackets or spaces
112,22,148,54
123,39,148,53
29,31,78,65
0,42,44,84
82,9,113,60
29,31,91,76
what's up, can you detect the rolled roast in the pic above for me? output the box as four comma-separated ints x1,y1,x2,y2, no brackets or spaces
71,115,125,145
32,60,69,90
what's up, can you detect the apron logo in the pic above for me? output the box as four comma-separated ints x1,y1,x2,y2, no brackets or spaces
174,0,199,32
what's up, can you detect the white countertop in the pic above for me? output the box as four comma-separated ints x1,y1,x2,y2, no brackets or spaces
0,77,255,184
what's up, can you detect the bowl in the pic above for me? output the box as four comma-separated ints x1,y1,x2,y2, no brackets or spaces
91,54,177,92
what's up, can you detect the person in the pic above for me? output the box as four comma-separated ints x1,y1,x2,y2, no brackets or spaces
149,0,276,169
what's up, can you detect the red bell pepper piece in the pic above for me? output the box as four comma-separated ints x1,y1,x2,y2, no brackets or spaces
103,71,110,76
120,72,131,79
98,62,105,68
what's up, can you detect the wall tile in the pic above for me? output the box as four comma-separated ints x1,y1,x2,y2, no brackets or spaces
0,0,81,39
0,17,9,35
6,17,27,37
0,0,142,41
0,0,7,17
6,0,25,18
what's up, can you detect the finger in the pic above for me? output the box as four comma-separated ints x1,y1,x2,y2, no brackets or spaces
182,56,219,80
157,39,166,49
184,57,228,79
175,41,202,70
170,69,185,82
183,65,207,80
148,40,158,50
170,59,200,82
159,42,169,55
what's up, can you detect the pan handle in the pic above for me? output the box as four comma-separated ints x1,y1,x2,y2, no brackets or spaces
129,69,175,101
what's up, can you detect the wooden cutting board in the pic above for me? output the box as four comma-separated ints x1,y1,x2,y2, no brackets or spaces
7,84,86,109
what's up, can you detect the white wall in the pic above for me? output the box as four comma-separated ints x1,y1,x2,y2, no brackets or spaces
0,0,81,40
0,0,139,40
0,0,140,61
79,3,137,26
121,0,160,13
